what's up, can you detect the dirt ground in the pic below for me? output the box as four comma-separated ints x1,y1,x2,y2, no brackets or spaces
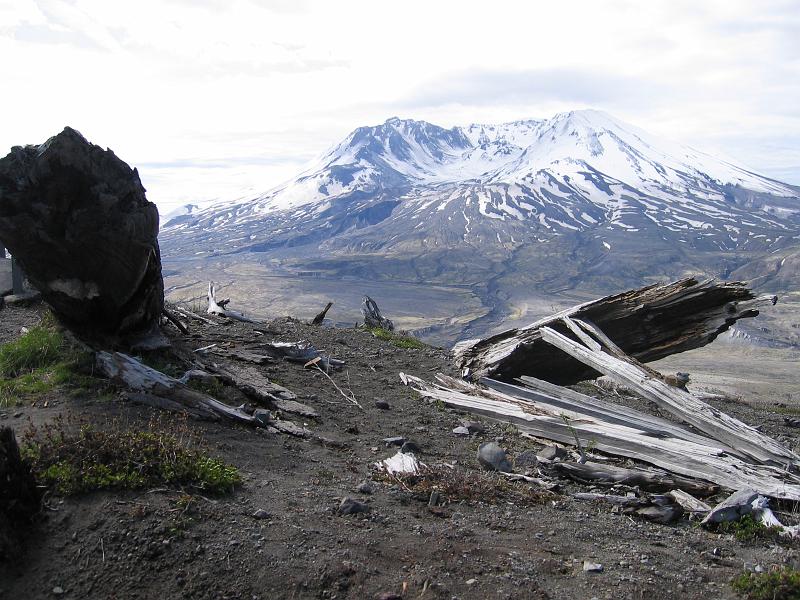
0,302,798,600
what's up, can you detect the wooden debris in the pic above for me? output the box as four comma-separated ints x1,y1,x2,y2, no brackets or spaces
701,489,759,525
311,301,333,325
260,341,344,370
573,492,649,508
362,295,394,331
162,306,189,334
207,282,256,323
537,326,799,469
667,489,711,516
95,351,258,426
552,461,718,496
454,278,776,384
400,373,800,500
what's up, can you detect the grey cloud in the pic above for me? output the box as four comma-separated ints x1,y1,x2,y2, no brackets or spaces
401,68,671,110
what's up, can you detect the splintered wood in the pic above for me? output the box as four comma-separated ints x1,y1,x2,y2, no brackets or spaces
405,278,800,500
454,278,776,384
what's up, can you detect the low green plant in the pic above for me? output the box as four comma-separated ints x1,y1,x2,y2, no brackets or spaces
0,318,98,407
716,514,781,542
732,567,800,600
367,327,426,349
21,415,241,495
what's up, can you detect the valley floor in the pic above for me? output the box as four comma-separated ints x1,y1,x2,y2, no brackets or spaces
0,303,798,600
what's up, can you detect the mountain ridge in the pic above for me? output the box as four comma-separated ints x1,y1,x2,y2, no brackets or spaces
159,109,800,340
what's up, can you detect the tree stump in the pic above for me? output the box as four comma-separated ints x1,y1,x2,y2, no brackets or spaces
0,127,164,339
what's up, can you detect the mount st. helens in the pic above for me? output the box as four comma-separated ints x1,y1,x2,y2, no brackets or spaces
159,110,800,341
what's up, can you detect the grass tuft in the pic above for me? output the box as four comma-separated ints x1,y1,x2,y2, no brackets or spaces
367,327,427,349
21,415,241,495
0,318,99,407
732,567,800,600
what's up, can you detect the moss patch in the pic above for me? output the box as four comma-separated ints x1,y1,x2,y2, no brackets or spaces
367,327,427,349
732,567,800,600
21,415,241,495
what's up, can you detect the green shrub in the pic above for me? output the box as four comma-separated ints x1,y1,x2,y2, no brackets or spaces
732,567,800,600
716,514,781,542
0,324,64,378
367,327,426,349
22,415,241,495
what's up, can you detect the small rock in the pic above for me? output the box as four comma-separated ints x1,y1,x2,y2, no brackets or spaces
376,593,402,600
374,399,390,410
477,442,513,473
452,426,470,436
252,409,271,428
462,421,485,434
514,450,538,469
583,561,603,573
383,436,406,447
252,509,271,520
338,497,370,515
466,578,477,585
52,587,64,596
400,441,421,454
13,412,22,419
536,446,567,462
356,481,374,495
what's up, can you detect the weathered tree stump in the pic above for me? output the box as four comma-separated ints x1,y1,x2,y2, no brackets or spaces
362,296,394,331
0,427,42,561
0,127,164,340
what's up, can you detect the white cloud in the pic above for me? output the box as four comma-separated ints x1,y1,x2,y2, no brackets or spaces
1,0,798,213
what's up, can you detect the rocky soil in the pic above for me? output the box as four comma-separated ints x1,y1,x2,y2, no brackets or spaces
0,302,798,600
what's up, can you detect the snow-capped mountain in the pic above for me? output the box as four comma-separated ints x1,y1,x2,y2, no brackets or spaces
160,110,800,305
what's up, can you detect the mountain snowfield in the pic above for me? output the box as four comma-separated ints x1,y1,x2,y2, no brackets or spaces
160,109,800,310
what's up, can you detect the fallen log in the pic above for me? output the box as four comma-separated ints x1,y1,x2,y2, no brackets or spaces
95,351,260,426
362,296,394,331
538,326,799,469
454,278,776,384
207,282,256,323
551,461,718,496
401,373,800,500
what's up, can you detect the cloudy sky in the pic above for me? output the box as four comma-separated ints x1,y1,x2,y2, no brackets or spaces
1,0,798,213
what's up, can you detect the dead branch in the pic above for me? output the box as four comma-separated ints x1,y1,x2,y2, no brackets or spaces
207,281,256,323
311,301,333,325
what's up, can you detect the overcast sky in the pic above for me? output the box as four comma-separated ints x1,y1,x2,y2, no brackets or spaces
2,0,798,213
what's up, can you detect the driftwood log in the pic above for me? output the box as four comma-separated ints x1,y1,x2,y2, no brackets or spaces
536,326,799,469
551,461,718,496
401,373,800,500
0,127,164,339
362,296,394,331
95,351,261,425
207,282,255,323
454,278,776,384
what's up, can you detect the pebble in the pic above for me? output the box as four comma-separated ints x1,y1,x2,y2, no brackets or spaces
583,561,604,573
537,446,567,462
52,587,64,596
462,421,485,434
338,497,370,515
452,426,470,436
400,441,421,454
374,399,390,410
466,578,477,585
356,481,374,495
477,442,513,473
252,509,271,520
514,450,539,469
383,436,406,447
